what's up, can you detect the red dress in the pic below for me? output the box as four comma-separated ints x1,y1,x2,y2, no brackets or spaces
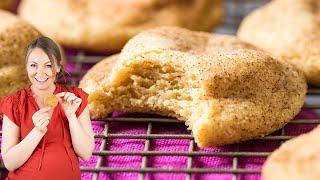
0,83,88,180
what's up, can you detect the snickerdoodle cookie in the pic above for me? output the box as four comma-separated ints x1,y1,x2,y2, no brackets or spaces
79,54,118,94
238,0,320,86
262,126,320,180
18,0,223,53
0,10,41,98
0,65,29,98
82,27,307,147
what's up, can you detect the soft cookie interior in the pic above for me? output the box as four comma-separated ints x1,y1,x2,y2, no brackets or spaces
88,57,201,123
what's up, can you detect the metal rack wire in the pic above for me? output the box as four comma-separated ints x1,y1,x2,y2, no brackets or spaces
1,0,319,180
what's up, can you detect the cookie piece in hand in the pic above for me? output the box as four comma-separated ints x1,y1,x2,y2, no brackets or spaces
44,93,58,108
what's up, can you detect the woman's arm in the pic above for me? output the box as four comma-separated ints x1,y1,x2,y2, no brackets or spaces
67,106,95,160
1,115,45,171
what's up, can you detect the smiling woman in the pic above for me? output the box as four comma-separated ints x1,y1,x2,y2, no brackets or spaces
25,37,64,89
25,38,63,91
0,37,95,180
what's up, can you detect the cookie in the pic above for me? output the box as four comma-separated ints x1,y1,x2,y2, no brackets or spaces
0,10,41,98
262,126,320,180
0,65,29,98
0,9,41,68
43,93,58,108
238,0,320,86
79,54,118,93
18,0,223,52
82,27,307,147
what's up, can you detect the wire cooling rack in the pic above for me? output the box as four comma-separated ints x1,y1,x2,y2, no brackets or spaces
1,0,319,180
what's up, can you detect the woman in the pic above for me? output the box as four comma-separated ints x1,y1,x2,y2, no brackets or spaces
0,37,95,180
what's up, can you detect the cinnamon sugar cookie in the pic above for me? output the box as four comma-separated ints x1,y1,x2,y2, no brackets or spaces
0,10,41,98
0,65,29,98
79,54,118,94
18,0,223,52
238,0,320,86
262,126,320,180
82,27,307,147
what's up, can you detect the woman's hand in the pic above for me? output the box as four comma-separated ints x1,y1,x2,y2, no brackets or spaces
32,107,52,134
56,92,82,118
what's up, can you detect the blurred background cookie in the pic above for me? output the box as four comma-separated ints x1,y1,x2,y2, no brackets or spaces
18,0,223,53
238,0,320,86
0,9,41,98
0,9,41,67
0,65,29,98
